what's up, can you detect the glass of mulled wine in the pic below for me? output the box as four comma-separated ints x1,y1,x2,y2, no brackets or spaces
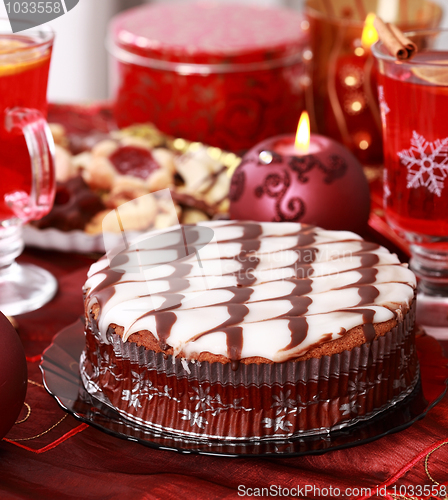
373,29,448,336
0,19,56,316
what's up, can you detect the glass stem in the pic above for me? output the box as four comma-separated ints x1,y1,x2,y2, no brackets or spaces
0,224,24,271
410,244,448,297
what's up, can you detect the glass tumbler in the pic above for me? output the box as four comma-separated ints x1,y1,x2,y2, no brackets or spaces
373,29,448,336
0,19,56,316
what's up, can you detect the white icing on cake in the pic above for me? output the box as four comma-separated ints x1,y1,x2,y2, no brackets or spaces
84,221,416,362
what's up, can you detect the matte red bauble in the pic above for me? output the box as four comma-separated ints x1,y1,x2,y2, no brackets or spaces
0,312,27,439
229,134,370,234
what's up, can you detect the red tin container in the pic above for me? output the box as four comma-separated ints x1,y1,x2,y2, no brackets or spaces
108,2,310,152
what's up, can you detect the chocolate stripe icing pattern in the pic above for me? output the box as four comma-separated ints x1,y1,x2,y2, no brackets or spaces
84,221,416,363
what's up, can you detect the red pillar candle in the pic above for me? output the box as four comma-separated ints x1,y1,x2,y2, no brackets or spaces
229,112,370,234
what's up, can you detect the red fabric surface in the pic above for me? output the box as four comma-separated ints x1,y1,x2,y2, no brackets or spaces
0,248,448,500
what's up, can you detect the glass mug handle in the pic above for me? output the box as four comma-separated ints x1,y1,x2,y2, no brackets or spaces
4,107,55,222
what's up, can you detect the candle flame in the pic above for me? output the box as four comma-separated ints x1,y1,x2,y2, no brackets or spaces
295,111,310,153
361,13,378,49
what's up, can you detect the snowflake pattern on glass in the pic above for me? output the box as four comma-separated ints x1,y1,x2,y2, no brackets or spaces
378,85,390,127
383,181,391,200
398,131,448,197
383,168,391,204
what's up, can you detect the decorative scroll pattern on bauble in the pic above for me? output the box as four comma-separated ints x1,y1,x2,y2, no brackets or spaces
229,168,245,202
289,154,347,184
254,170,305,222
253,153,347,222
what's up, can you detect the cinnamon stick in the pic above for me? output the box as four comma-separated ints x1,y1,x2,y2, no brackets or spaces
388,23,417,57
373,17,417,60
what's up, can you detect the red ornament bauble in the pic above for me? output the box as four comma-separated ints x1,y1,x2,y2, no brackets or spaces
0,312,27,440
229,134,371,234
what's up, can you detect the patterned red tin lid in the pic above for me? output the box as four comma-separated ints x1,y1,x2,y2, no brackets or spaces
110,2,308,67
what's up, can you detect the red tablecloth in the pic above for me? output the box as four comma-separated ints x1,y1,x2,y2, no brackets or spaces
0,246,447,500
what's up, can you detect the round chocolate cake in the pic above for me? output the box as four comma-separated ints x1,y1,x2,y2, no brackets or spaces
80,221,418,441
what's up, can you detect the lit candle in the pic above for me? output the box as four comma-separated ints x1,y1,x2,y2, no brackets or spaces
229,111,371,234
361,13,379,50
273,112,322,156
259,111,356,167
